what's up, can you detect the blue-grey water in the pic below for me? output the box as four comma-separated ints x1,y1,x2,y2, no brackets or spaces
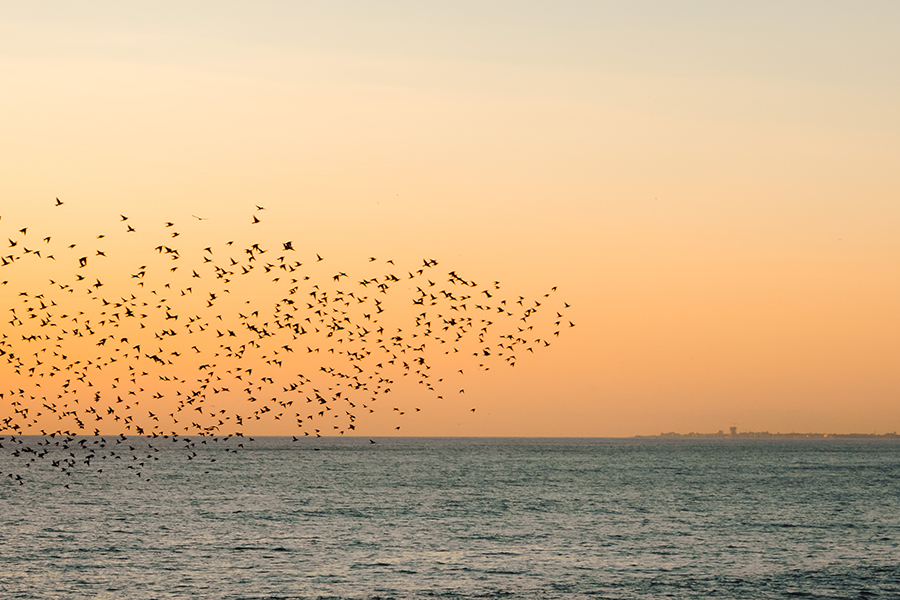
1,437,899,599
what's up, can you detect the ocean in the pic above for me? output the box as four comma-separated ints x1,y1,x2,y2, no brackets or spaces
1,437,898,599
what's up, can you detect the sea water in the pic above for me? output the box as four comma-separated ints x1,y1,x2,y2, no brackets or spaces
1,437,899,599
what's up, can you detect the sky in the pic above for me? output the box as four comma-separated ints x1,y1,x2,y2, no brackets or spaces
1,1,899,436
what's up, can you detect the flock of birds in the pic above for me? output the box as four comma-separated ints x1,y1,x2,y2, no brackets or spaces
0,199,571,484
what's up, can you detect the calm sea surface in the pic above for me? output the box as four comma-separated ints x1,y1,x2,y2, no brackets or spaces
1,437,899,599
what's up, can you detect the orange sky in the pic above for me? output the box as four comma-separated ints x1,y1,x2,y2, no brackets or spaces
2,2,899,436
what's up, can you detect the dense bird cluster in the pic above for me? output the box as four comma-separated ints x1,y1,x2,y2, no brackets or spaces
0,200,571,483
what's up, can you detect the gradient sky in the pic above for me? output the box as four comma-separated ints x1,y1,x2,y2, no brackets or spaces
2,2,899,436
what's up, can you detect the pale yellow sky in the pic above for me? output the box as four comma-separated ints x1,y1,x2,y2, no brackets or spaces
1,2,899,435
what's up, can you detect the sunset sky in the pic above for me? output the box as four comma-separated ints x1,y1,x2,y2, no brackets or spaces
2,2,899,436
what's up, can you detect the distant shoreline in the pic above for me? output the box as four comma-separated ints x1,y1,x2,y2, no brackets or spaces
637,430,899,439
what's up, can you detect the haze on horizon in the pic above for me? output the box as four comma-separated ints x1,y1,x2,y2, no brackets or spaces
1,1,898,436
